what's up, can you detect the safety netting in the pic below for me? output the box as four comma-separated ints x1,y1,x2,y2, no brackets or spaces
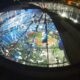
0,8,69,67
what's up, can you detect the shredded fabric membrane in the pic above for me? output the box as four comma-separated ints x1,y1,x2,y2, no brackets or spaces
0,9,69,67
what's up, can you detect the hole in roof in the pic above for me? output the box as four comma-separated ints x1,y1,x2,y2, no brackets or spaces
0,8,69,67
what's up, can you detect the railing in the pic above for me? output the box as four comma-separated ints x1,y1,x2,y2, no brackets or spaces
49,3,80,24
28,2,80,23
15,56,69,67
0,2,80,23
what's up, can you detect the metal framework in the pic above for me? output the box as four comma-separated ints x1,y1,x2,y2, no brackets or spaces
0,3,70,67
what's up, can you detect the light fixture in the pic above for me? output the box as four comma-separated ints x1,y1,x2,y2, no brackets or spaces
73,19,78,23
61,12,68,18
